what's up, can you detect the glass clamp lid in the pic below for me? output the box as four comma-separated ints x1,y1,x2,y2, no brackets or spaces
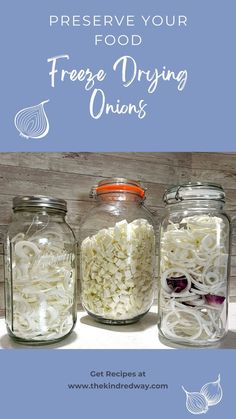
163,182,225,204
12,195,67,212
90,178,146,199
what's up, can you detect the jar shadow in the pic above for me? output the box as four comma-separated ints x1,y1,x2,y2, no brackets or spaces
158,329,236,349
216,330,236,349
80,311,157,332
0,331,78,349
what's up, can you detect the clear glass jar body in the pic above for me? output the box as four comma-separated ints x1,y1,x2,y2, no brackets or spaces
80,192,155,324
158,200,231,346
5,208,77,344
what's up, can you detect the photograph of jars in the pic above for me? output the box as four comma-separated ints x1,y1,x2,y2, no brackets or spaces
80,178,156,324
5,195,77,345
158,182,231,346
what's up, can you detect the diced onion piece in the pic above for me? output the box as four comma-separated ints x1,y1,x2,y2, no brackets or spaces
81,219,155,320
205,294,225,306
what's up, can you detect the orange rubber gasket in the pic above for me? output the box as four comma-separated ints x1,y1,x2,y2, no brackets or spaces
96,184,145,198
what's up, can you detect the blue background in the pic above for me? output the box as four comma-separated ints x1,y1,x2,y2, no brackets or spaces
1,0,235,151
0,350,234,419
0,1,236,417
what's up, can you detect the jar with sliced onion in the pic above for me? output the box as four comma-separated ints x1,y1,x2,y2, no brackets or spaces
5,196,77,344
80,178,155,324
158,183,231,346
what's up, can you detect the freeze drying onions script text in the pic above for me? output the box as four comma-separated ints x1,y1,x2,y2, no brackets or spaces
47,54,188,119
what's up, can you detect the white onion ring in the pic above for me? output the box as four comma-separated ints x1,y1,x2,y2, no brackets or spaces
159,214,228,344
160,268,192,296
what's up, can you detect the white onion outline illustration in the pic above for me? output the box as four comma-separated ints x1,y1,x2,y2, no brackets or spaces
200,375,223,407
182,387,208,415
14,100,50,139
182,374,223,415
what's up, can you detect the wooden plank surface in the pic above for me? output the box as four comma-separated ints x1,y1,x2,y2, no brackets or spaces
192,153,236,172
0,166,171,206
0,153,191,185
0,152,235,312
0,283,4,317
0,152,192,172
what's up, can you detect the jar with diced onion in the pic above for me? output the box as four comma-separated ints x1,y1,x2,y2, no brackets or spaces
158,182,231,346
5,196,77,344
80,178,156,324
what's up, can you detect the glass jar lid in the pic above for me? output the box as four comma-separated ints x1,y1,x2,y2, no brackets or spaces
91,178,146,198
163,182,225,204
13,195,67,212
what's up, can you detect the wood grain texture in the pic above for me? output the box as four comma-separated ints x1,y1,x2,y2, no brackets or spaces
0,152,235,313
0,167,172,206
191,153,236,172
0,153,191,185
0,283,4,317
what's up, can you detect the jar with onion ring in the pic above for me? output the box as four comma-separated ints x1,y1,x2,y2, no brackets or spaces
158,182,231,346
5,196,77,344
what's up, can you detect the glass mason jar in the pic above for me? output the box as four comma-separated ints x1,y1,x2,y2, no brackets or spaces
5,195,77,345
80,178,155,324
158,182,231,346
